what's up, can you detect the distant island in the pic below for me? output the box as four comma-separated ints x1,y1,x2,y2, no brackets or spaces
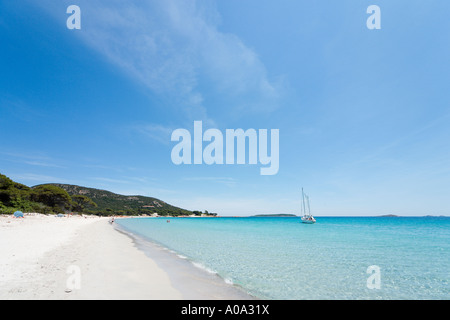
379,214,400,217
0,173,217,217
252,214,297,217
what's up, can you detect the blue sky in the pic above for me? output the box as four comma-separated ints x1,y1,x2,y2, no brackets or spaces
1,0,449,216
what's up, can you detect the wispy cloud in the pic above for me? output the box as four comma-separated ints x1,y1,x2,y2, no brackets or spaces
0,151,65,168
347,112,450,168
183,176,235,182
182,176,237,187
20,161,65,168
91,177,132,184
90,176,158,186
133,123,175,145
11,173,71,184
0,96,46,122
33,0,284,123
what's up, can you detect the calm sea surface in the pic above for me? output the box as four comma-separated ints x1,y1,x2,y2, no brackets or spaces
116,217,449,299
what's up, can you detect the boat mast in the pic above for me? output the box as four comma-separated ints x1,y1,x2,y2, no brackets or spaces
301,188,306,217
306,195,311,217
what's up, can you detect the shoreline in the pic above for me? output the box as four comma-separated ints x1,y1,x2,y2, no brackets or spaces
114,219,255,300
0,214,252,300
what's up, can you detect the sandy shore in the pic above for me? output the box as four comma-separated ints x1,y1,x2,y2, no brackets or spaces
0,214,181,299
0,214,252,300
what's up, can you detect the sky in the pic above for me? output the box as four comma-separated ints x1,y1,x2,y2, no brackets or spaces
1,0,449,216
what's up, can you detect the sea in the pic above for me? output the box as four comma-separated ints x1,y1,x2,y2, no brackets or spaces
116,216,449,300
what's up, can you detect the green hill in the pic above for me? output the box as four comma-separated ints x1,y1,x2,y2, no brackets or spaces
0,173,212,216
46,183,196,216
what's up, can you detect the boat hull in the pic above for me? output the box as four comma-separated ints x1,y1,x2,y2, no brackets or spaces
301,217,316,224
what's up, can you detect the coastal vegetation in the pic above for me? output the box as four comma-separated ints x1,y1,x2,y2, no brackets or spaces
0,173,216,217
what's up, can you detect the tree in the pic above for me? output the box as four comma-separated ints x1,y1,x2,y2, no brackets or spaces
32,185,72,210
71,195,97,213
0,173,33,210
0,174,15,204
0,174,14,190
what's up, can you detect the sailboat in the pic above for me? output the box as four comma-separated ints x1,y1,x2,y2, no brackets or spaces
301,188,316,224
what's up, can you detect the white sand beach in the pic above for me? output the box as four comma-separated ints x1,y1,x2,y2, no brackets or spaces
0,214,250,300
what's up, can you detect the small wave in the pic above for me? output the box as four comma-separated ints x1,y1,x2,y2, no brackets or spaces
192,261,217,275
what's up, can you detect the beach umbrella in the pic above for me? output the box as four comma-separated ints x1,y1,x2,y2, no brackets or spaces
13,211,24,218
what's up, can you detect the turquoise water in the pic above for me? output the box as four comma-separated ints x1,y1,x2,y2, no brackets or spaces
116,217,449,299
